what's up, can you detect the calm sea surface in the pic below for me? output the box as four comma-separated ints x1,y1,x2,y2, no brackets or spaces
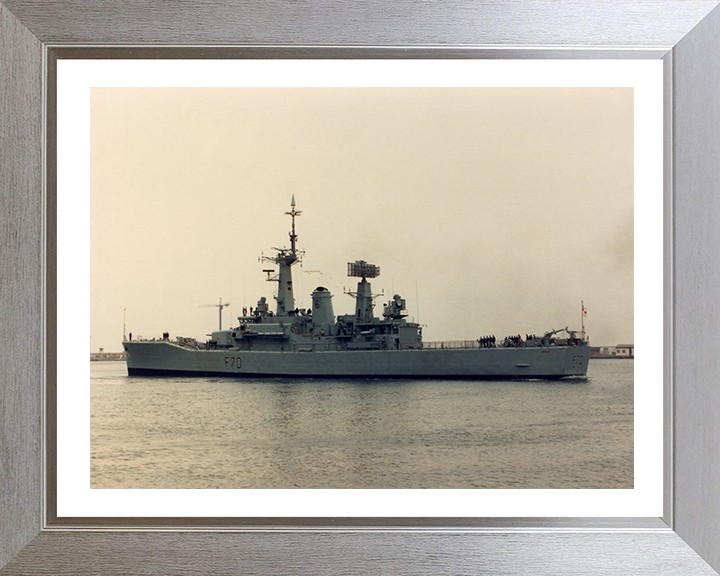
91,359,633,489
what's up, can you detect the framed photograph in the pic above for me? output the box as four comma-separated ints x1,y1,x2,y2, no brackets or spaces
2,2,720,574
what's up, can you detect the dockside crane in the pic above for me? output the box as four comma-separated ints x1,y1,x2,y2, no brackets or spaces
200,298,230,330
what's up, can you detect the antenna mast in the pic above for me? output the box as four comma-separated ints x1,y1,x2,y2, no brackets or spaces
415,280,420,324
286,194,301,257
123,308,127,341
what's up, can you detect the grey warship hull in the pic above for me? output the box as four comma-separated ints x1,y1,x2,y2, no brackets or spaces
123,198,591,380
124,340,590,379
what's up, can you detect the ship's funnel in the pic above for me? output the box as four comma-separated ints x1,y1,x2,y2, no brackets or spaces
311,286,335,334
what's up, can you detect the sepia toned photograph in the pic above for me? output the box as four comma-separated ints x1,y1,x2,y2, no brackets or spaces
90,86,633,490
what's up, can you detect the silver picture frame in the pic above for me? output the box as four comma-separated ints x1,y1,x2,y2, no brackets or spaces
2,1,720,574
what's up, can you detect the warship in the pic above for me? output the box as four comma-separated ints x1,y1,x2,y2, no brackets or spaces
123,199,590,379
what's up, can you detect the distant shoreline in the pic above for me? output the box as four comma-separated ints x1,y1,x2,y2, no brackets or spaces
90,353,125,361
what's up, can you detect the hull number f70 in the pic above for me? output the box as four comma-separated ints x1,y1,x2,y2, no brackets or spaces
224,356,242,369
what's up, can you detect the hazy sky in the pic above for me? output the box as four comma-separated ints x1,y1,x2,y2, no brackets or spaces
90,87,633,352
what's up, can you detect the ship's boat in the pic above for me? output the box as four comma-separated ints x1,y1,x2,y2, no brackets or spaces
123,198,590,379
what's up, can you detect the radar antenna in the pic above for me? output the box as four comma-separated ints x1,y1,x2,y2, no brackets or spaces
346,260,381,322
347,260,380,279
200,297,230,330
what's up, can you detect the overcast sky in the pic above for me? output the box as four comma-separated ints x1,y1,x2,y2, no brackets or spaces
90,87,633,352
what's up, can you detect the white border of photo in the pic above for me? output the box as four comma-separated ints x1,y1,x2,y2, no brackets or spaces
57,59,663,517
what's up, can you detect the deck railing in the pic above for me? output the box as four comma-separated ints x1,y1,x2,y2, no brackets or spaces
422,340,481,350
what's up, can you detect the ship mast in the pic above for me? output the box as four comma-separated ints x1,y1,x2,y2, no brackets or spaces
260,197,302,316
288,195,300,256
346,260,381,323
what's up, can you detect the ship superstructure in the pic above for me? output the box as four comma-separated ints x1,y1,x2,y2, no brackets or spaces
123,199,590,379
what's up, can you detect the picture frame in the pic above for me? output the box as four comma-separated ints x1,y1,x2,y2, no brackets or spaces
2,1,719,574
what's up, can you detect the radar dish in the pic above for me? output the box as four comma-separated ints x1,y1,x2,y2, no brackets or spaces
347,260,380,278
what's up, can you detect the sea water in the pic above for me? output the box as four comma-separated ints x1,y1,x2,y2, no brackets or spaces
90,359,633,489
